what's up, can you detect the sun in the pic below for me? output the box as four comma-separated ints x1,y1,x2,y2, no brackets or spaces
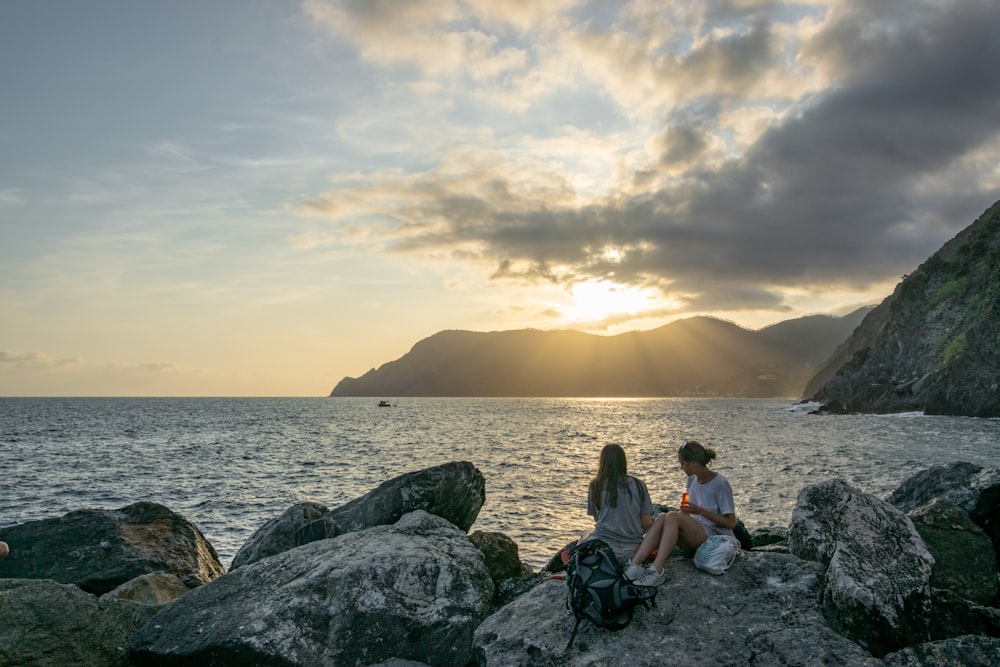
566,280,659,323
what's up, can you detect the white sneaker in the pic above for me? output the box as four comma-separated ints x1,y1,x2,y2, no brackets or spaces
635,566,666,587
623,562,645,581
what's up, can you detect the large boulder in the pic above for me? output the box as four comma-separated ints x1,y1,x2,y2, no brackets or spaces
294,461,485,548
788,479,934,657
128,510,494,666
0,578,158,667
0,501,224,595
888,461,1000,554
474,550,880,666
909,498,997,606
230,500,327,570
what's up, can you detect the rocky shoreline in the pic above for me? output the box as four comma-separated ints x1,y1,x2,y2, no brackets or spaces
1,460,998,666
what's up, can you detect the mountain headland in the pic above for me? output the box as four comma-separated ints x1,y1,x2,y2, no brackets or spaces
330,309,871,398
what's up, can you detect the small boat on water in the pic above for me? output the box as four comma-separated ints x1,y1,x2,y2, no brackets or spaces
378,400,392,407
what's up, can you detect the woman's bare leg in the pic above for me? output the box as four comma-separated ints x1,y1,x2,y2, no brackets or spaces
647,511,707,574
629,513,667,565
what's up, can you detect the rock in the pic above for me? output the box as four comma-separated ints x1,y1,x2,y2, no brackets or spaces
881,634,1000,666
888,461,987,514
0,501,224,595
230,500,327,570
128,510,494,666
469,530,534,583
928,589,1000,641
467,530,536,610
0,578,158,667
909,498,997,605
474,551,880,666
888,461,1000,555
495,573,548,609
100,571,191,606
788,479,934,657
293,461,485,550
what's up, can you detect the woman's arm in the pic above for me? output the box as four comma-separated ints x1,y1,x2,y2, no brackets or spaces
640,513,653,531
683,504,737,530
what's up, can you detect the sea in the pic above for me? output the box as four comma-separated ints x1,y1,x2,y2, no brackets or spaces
2,397,998,571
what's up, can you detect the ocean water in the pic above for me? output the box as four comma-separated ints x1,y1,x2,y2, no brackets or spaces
2,397,998,571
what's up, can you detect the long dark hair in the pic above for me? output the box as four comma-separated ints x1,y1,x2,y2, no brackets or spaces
590,444,632,509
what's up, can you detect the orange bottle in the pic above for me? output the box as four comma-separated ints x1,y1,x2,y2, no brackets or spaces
681,492,689,507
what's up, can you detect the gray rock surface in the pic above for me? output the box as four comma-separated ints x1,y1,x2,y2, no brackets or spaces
0,578,158,667
128,510,494,666
293,461,485,549
474,551,881,666
229,500,328,570
0,501,224,595
788,479,934,657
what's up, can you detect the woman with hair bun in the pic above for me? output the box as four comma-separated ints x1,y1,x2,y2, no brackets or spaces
623,440,737,587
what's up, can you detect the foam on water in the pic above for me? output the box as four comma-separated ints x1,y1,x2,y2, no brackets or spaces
2,397,998,570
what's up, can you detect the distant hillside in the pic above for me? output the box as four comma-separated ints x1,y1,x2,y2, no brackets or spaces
330,309,870,398
807,200,1000,417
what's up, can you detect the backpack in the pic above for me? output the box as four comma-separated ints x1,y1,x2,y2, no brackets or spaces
564,539,657,651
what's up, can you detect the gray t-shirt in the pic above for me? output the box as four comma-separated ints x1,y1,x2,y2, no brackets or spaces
587,476,653,561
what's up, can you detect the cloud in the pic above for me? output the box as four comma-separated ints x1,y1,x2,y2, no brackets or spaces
0,350,238,396
0,351,183,375
0,351,81,369
0,188,24,205
304,0,506,76
299,0,1000,317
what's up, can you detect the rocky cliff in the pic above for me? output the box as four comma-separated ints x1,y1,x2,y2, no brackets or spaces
332,310,870,398
807,200,1000,416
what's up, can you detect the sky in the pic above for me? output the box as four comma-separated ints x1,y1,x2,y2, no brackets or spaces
2,0,1000,397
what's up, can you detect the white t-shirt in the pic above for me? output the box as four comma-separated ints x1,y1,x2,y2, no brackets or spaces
686,472,736,537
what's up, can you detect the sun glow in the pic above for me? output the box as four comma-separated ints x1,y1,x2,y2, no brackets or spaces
565,280,659,324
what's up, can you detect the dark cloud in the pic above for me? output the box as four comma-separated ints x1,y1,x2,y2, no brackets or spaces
516,2,999,297
347,1,1000,314
658,123,709,166
677,20,779,95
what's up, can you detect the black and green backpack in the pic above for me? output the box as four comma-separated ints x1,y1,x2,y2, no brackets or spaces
564,539,657,650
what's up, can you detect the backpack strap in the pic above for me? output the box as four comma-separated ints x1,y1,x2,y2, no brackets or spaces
564,617,583,653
